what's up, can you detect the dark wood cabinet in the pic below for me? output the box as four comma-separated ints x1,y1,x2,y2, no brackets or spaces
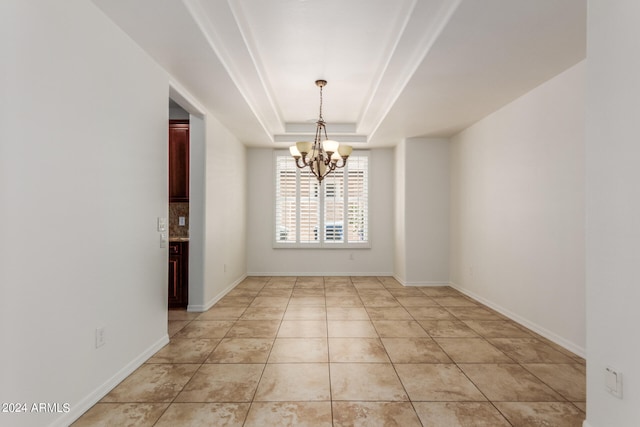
169,120,189,202
168,241,188,308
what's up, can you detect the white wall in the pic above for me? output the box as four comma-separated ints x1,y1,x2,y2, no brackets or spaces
200,116,247,307
0,1,170,426
449,61,586,355
394,140,407,281
395,138,450,285
246,148,394,275
585,1,640,425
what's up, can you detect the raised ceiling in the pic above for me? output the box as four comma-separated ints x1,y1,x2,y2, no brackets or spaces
93,0,586,147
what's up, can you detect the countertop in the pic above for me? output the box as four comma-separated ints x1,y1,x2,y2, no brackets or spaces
169,237,190,242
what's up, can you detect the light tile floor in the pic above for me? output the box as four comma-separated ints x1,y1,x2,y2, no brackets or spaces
73,276,586,426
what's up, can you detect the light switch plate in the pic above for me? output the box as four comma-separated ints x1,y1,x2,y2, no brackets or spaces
158,217,167,232
160,233,168,248
605,366,623,398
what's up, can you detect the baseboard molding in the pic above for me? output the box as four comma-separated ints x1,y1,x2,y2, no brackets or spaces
51,334,170,427
246,272,394,277
393,275,450,287
187,274,247,312
582,420,594,427
449,281,586,358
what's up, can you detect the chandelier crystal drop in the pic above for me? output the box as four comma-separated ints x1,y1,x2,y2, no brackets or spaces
289,80,352,183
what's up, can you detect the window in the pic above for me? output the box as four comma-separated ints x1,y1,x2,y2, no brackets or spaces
274,150,369,248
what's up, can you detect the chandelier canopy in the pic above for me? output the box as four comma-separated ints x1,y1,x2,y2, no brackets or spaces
289,80,352,183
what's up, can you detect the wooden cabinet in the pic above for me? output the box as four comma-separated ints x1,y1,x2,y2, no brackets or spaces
169,120,189,202
168,241,188,308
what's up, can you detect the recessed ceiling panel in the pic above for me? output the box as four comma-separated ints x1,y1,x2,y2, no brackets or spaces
231,0,414,124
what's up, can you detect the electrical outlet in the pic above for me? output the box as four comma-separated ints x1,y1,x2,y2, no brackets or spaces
96,327,106,348
179,216,186,226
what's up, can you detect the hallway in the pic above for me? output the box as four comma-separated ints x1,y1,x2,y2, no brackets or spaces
73,276,585,426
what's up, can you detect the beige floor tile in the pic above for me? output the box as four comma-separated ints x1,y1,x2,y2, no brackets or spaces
489,338,577,363
175,364,264,402
459,364,563,401
239,306,286,320
324,276,352,285
463,320,532,338
154,403,250,427
244,402,332,427
278,320,327,337
434,338,514,363
168,320,190,337
523,363,586,401
84,277,586,427
387,288,428,297
197,306,246,320
378,276,403,288
102,364,199,403
328,320,378,337
413,402,510,427
214,296,254,307
168,310,201,321
405,306,456,320
573,401,586,412
269,338,329,363
366,306,413,320
325,296,364,307
330,363,408,401
329,338,390,363
172,321,234,339
257,288,293,298
327,307,370,320
289,296,326,306
225,320,280,338
395,364,486,401
206,338,273,364
446,306,504,320
292,288,326,297
332,402,422,427
419,286,460,297
372,320,429,337
359,295,401,307
254,363,331,401
235,281,266,291
71,403,168,427
418,320,479,337
249,296,290,308
433,296,479,307
226,288,260,297
283,306,327,320
147,338,219,364
494,402,585,427
395,296,439,307
381,338,452,364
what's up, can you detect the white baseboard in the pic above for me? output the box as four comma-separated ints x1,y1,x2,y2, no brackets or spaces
449,281,586,358
582,420,594,427
187,274,247,312
246,272,394,277
393,276,450,287
50,334,170,427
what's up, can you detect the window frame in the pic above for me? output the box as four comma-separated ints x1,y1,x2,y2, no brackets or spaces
273,149,370,249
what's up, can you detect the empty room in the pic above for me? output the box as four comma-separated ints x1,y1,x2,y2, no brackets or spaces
3,1,639,426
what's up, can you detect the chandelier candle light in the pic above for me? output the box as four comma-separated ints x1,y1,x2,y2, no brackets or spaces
289,80,352,183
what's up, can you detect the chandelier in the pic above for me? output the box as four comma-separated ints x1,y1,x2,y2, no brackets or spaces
289,80,352,183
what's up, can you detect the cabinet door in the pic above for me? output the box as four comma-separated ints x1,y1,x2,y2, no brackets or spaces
169,122,189,202
168,242,189,308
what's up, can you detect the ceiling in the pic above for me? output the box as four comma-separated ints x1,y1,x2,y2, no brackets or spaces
93,0,586,148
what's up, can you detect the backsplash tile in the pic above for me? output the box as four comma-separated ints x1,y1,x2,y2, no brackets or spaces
169,202,189,238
